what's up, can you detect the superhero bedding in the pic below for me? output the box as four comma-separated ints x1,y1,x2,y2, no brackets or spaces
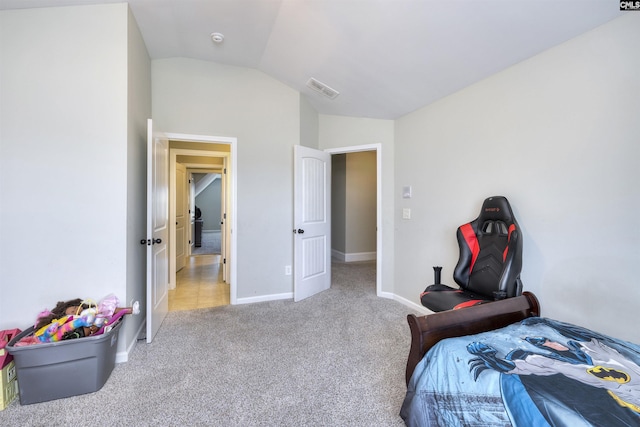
401,317,640,427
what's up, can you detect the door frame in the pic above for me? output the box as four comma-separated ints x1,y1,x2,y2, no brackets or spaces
169,149,227,288
324,144,382,297
166,133,238,305
185,168,225,278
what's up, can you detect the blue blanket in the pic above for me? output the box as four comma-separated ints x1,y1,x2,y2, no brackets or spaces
401,317,640,427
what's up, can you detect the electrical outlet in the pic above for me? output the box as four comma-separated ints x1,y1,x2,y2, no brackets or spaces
130,300,140,314
285,265,292,275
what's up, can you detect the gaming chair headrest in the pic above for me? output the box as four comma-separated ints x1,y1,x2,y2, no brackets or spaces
476,196,517,225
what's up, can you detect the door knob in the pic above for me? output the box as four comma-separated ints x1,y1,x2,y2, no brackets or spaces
140,239,149,245
294,229,304,234
153,238,162,244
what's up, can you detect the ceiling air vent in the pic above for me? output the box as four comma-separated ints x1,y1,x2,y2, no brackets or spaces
306,78,339,100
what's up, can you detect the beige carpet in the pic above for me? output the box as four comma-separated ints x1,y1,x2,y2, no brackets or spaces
0,261,413,426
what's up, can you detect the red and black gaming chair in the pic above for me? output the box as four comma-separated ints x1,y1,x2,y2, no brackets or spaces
420,196,523,312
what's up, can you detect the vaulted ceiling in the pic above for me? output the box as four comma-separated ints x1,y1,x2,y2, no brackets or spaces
1,0,624,119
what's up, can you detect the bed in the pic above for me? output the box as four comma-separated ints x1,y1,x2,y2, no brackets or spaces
401,291,640,426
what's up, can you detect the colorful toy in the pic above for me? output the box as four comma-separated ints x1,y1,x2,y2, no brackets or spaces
34,314,97,342
95,308,133,335
31,295,137,343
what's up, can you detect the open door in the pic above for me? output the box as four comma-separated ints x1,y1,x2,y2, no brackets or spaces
146,119,169,343
221,159,228,282
175,162,187,271
293,145,331,301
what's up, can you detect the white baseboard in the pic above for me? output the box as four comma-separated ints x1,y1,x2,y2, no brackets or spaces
235,290,426,315
331,249,376,262
236,292,292,305
377,290,396,300
116,318,146,363
389,293,433,315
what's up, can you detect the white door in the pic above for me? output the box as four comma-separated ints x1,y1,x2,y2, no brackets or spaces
221,161,228,282
189,172,195,254
175,163,186,271
294,145,331,301
146,119,169,343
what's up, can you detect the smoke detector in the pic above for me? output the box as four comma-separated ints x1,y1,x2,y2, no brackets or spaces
306,78,339,100
211,32,225,44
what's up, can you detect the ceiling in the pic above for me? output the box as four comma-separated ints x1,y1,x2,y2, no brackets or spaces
0,0,624,119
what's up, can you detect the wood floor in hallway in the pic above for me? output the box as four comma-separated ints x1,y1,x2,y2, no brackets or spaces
168,254,230,311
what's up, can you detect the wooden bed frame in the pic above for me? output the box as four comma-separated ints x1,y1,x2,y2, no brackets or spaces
405,291,540,385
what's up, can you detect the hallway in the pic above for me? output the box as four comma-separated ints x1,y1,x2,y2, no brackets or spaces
168,255,229,311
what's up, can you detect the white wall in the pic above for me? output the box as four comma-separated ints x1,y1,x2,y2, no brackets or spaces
0,4,149,358
152,58,300,300
318,115,395,294
125,6,152,353
394,14,640,343
300,94,319,148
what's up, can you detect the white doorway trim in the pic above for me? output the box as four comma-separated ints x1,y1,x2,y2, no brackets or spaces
324,144,382,297
166,133,238,305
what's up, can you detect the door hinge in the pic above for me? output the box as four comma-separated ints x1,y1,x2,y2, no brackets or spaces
224,168,227,174
223,258,226,264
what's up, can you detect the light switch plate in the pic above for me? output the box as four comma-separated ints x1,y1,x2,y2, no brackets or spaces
402,208,411,219
402,186,412,199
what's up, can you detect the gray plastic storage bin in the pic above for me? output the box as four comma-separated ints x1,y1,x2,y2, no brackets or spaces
6,319,123,405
